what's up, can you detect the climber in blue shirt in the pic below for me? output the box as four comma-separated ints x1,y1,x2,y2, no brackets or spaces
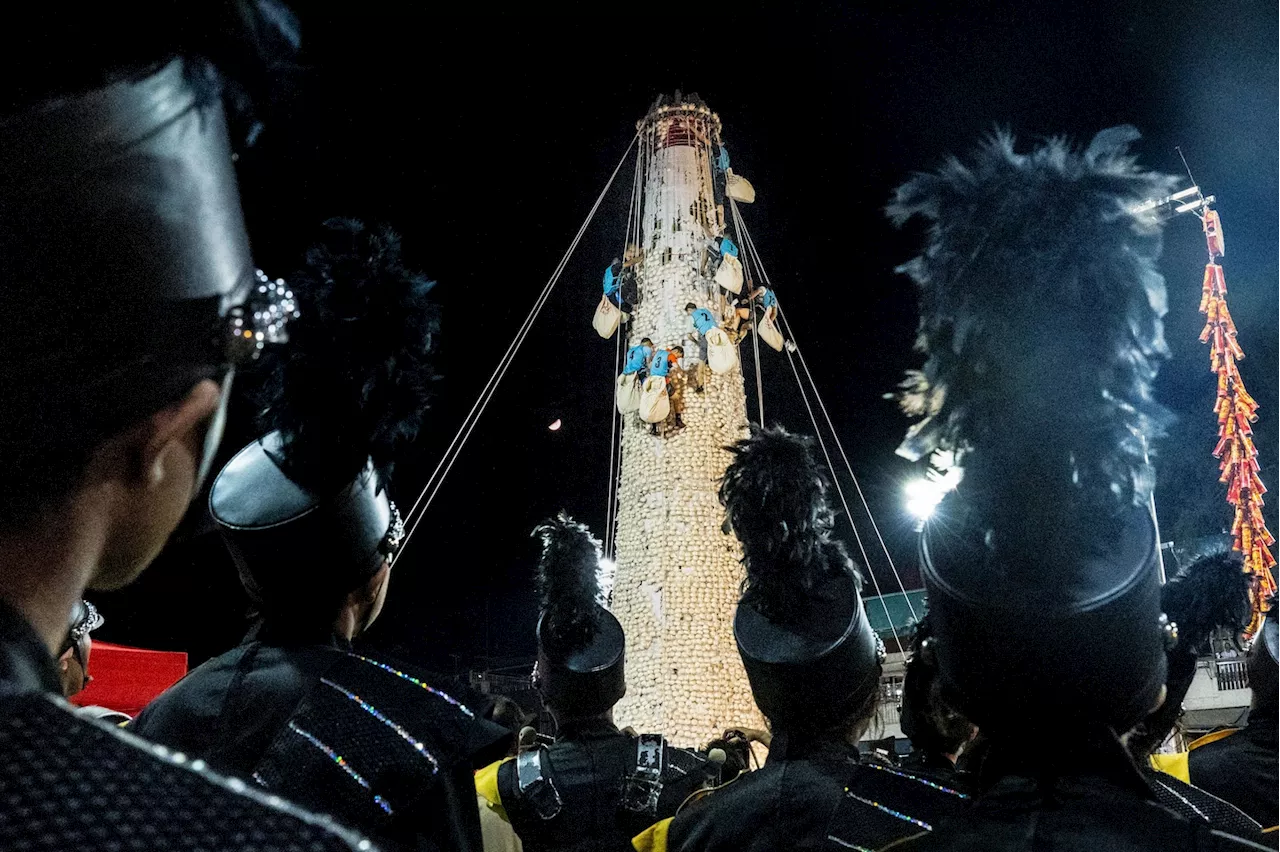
603,258,623,305
708,235,739,260
685,303,719,336
623,338,654,376
712,145,730,206
759,287,777,310
648,348,675,379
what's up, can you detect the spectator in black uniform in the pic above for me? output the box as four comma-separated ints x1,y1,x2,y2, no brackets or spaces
1127,551,1269,843
883,125,1265,851
0,4,367,849
476,514,718,852
1189,603,1279,836
898,615,977,787
131,219,508,852
634,427,969,852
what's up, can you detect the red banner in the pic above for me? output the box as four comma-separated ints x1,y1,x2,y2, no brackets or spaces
68,641,187,718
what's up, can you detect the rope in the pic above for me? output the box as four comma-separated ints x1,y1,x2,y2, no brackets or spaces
399,132,640,554
733,207,919,623
782,344,903,653
606,142,644,558
730,198,765,426
777,305,919,623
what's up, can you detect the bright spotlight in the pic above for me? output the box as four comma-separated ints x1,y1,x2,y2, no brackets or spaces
904,473,958,521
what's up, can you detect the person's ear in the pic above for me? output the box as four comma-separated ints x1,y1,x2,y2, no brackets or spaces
89,379,225,591
136,380,223,491
58,647,74,673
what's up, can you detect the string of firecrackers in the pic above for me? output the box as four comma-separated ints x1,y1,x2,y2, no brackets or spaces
1197,206,1277,636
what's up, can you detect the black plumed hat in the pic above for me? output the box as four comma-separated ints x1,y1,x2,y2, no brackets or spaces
721,426,883,733
532,514,625,718
211,220,438,622
889,127,1179,737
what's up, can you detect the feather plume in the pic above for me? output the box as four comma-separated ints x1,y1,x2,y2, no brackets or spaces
258,217,440,494
720,426,860,623
887,127,1178,534
1163,550,1253,656
534,513,609,652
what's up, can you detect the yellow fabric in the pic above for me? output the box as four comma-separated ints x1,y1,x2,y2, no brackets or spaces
1148,751,1190,784
632,817,673,852
478,795,522,852
475,759,512,823
1188,728,1239,750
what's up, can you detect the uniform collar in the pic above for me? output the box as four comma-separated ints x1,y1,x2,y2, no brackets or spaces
980,726,1151,799
554,717,620,741
244,619,351,650
769,730,861,762
0,597,63,696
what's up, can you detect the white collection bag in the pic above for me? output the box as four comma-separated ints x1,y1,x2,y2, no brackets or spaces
638,376,670,423
705,327,738,374
593,295,621,338
616,373,642,414
714,254,744,294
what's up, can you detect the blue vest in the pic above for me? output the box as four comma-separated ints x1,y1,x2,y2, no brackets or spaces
603,265,622,301
691,308,718,336
648,350,672,378
624,345,652,374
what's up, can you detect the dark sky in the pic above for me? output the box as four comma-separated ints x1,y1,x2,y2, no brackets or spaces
97,2,1278,676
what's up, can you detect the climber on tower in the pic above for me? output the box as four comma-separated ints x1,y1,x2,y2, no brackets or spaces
684,303,715,392
723,296,754,345
624,337,655,381
604,258,626,306
475,515,718,852
665,346,687,432
712,144,730,206
646,346,683,434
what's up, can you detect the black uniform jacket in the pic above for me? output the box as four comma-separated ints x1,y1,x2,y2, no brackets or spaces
633,733,970,852
1189,711,1280,835
477,719,717,852
884,735,1271,851
0,599,367,851
1141,765,1270,845
131,624,508,851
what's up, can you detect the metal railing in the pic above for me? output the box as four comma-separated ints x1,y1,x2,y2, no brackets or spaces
1214,659,1250,691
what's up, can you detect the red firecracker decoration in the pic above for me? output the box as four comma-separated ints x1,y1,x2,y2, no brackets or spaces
1198,206,1277,635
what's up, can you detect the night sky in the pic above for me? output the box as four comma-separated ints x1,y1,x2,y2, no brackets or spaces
96,3,1278,678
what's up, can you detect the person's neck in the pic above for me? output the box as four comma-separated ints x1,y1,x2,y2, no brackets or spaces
0,500,107,656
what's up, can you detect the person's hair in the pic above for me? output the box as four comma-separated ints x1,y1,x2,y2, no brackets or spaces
483,694,530,732
685,302,697,311
775,662,883,745
704,733,752,780
248,562,378,639
922,676,973,755
482,694,532,756
641,337,653,345
672,346,684,355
